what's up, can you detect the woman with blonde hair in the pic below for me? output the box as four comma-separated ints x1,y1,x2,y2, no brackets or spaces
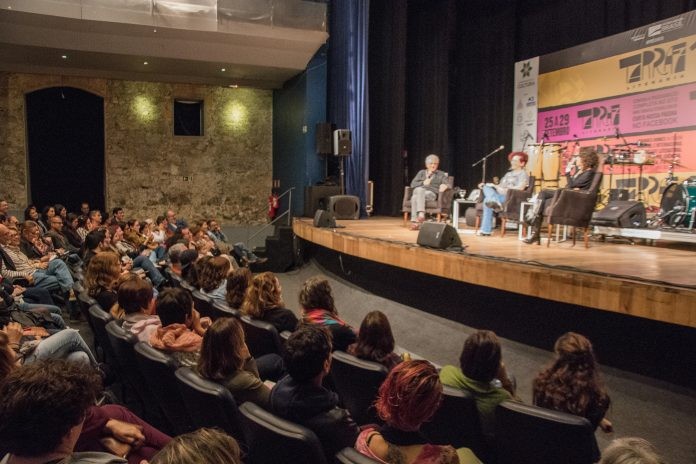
149,428,240,464
198,255,231,302
242,272,298,333
85,251,122,310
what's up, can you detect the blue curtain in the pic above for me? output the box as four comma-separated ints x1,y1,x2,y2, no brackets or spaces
328,0,369,215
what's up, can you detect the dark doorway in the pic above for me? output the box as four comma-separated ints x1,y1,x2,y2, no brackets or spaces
25,86,105,214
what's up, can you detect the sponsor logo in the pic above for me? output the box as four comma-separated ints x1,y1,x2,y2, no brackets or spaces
526,96,536,107
520,61,533,78
618,42,691,87
630,29,646,42
577,105,620,132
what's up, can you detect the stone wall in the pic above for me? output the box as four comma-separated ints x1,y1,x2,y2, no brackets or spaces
0,72,272,224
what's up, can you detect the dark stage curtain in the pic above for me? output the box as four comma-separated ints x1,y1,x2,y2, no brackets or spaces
328,0,370,214
367,0,696,216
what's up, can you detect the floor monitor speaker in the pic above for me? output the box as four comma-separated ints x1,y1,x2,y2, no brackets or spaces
417,223,462,249
592,201,646,228
313,209,335,228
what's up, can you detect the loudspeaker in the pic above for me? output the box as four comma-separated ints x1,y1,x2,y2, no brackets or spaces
333,129,352,156
316,123,334,155
417,223,462,249
592,201,646,228
313,209,335,228
328,195,360,219
304,185,341,217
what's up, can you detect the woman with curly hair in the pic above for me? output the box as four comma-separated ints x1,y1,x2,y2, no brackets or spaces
299,276,356,351
355,360,475,464
85,251,122,311
533,332,612,433
198,255,231,302
225,267,252,310
242,272,298,333
347,311,403,370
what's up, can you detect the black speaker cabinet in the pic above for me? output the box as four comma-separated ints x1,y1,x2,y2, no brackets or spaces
592,201,647,228
313,209,335,228
333,129,352,156
304,185,341,217
328,195,360,219
417,223,462,249
316,122,334,155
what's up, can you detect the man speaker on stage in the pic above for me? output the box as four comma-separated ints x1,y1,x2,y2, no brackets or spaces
409,154,449,230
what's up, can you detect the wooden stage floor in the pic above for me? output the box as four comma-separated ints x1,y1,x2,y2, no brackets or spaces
293,216,696,329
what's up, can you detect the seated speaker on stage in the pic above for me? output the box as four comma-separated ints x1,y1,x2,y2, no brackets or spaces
478,152,529,237
407,154,450,230
523,150,598,245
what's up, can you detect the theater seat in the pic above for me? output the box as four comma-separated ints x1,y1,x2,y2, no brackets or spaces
212,300,240,319
421,385,487,457
239,401,327,464
494,400,598,464
329,350,388,426
133,342,195,435
174,367,245,441
87,304,114,364
191,290,215,319
239,315,285,358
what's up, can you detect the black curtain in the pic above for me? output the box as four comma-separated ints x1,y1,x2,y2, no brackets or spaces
368,0,696,215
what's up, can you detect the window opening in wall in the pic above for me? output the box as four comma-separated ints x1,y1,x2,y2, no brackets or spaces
174,99,204,136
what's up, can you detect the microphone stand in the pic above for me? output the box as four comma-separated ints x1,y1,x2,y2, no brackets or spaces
472,146,504,185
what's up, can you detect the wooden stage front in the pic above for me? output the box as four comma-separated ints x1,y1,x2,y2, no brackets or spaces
293,216,696,329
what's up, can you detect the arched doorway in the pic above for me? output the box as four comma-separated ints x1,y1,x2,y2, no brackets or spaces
25,86,105,214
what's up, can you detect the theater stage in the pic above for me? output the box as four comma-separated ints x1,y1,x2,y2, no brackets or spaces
293,216,696,330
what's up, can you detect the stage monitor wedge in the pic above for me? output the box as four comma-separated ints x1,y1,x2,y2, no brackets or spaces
417,223,462,249
328,195,360,219
313,209,336,228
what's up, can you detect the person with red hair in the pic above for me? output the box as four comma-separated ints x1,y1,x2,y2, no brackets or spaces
355,360,476,464
478,151,529,236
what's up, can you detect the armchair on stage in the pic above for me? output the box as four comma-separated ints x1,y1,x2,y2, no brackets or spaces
545,167,603,248
402,176,455,226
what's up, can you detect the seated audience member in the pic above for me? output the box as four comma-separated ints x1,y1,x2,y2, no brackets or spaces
0,199,8,216
54,204,68,221
225,267,252,310
0,341,170,464
206,218,227,243
198,317,273,408
23,204,40,223
149,288,210,367
109,207,125,227
151,216,168,247
523,150,600,244
270,324,360,461
86,252,122,311
439,330,516,440
242,271,298,333
109,225,166,289
599,437,664,464
190,224,217,256
89,209,103,228
179,249,200,287
1,278,66,328
298,276,357,351
76,214,93,241
347,310,403,370
38,205,56,234
63,212,85,248
148,428,241,464
82,229,111,268
533,332,612,432
1,319,98,367
166,243,188,276
46,214,80,254
80,202,91,217
198,255,231,302
478,151,529,237
111,277,161,343
0,224,74,295
20,220,56,259
0,360,128,464
356,360,472,464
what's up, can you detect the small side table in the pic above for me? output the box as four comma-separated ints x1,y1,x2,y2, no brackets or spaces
452,199,477,232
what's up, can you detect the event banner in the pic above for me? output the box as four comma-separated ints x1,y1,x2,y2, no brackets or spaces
514,10,696,208
512,57,539,152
